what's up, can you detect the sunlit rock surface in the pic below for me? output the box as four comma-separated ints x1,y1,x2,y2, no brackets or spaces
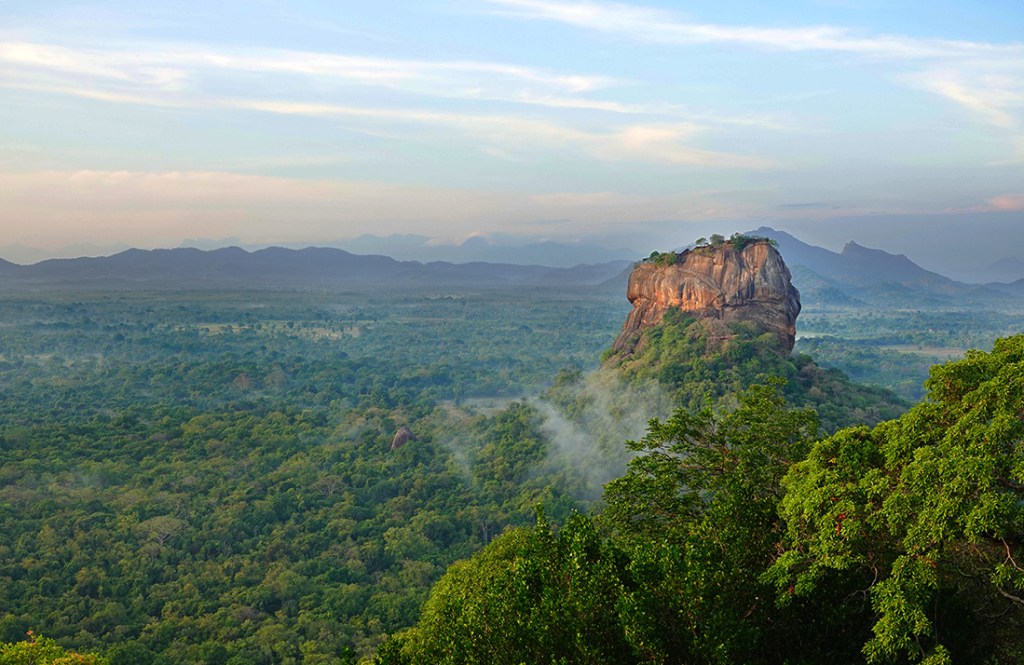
612,241,801,355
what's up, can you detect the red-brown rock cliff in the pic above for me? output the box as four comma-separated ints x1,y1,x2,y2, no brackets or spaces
612,241,800,355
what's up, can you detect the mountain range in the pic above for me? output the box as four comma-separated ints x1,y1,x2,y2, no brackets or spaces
334,234,638,267
0,235,639,269
1,229,1021,305
0,245,631,291
745,227,1014,306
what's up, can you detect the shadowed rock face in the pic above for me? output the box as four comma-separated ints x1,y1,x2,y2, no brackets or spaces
612,241,801,355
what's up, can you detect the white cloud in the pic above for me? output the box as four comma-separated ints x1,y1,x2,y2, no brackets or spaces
484,0,1024,59
0,40,616,107
1,71,768,167
222,99,769,167
531,191,621,206
907,68,1024,129
0,42,189,89
0,38,778,168
486,0,1024,143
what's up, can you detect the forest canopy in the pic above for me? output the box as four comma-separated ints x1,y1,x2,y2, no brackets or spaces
1,285,1021,664
381,337,1024,665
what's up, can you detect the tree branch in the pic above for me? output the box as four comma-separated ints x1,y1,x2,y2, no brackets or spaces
996,587,1024,608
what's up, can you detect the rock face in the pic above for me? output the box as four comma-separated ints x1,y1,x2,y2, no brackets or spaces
391,425,417,451
612,241,801,355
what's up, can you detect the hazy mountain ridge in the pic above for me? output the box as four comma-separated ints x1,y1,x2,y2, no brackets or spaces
0,245,631,289
985,277,1024,297
981,256,1024,284
337,234,639,267
0,235,638,269
3,230,1019,305
748,226,1011,306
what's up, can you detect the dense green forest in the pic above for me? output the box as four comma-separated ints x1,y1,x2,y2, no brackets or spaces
795,307,1024,401
0,287,625,663
602,309,906,432
1,284,1022,663
381,337,1024,665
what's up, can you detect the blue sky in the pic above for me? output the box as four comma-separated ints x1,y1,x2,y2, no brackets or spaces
1,0,1022,262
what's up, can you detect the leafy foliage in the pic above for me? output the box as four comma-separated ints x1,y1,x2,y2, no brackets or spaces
795,308,1024,401
770,335,1024,663
0,288,618,662
641,235,777,269
395,383,869,664
0,633,107,665
607,310,907,432
5,275,1024,665
398,335,1024,664
693,233,776,252
601,383,830,664
642,251,681,267
380,512,632,665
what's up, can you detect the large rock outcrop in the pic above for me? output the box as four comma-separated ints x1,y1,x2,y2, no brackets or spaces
612,240,801,355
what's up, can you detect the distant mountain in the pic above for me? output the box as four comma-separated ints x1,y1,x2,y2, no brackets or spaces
337,234,434,258
2,235,639,269
838,241,953,286
984,277,1024,297
0,246,630,290
5,231,1015,305
977,257,1024,284
748,227,1009,306
0,257,18,276
334,234,638,267
775,210,1024,283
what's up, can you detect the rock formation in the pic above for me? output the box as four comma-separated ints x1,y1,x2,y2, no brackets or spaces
391,425,417,451
611,240,801,355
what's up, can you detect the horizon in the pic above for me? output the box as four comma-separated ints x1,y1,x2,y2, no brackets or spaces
3,225,1021,286
2,1,1023,273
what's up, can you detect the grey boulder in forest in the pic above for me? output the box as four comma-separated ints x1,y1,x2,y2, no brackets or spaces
391,425,417,450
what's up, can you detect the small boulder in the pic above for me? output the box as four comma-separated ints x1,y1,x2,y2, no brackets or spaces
391,425,417,451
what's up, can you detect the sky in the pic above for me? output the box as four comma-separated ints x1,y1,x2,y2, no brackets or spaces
1,0,1023,268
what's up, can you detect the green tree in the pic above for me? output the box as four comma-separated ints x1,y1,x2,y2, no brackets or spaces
106,641,158,665
769,335,1024,664
603,382,821,663
0,633,108,665
383,511,633,665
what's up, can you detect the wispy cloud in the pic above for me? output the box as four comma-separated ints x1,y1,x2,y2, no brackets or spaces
0,40,614,106
906,66,1024,156
2,81,193,108
0,42,189,88
0,72,769,169
225,99,769,167
0,38,776,168
484,0,1024,59
2,39,757,117
943,192,1024,214
907,68,1024,130
485,0,1024,144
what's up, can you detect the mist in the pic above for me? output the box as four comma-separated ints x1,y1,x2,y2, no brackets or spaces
532,368,674,502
